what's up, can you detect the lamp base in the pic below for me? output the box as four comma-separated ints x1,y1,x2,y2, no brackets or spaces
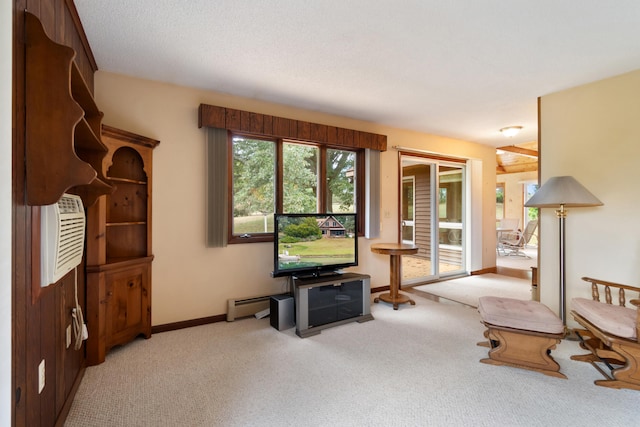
564,327,580,341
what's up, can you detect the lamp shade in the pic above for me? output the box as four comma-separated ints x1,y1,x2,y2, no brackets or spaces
525,176,603,208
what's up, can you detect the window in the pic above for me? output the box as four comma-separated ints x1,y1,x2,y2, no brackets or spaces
283,142,318,213
231,136,276,239
229,134,362,243
496,183,505,221
326,148,356,213
524,183,539,222
438,188,447,219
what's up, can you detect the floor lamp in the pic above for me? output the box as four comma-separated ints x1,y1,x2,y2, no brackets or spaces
524,176,603,327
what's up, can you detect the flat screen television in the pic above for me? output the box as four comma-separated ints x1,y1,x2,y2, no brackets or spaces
272,213,358,278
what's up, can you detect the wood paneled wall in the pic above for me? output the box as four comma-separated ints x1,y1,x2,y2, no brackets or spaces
12,1,97,425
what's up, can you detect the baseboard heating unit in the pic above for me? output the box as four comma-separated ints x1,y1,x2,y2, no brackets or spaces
227,294,278,321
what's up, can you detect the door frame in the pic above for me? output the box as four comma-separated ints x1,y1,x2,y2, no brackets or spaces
398,151,468,285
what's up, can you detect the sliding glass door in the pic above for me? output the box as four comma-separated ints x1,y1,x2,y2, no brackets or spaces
401,155,466,285
401,176,416,245
438,165,465,277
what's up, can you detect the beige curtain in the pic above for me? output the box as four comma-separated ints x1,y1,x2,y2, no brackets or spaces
365,149,380,239
206,127,228,247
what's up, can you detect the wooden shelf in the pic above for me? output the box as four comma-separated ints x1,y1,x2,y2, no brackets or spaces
87,256,154,273
108,177,147,185
104,256,154,266
71,177,113,208
75,118,107,153
106,222,147,226
24,12,112,206
70,62,100,118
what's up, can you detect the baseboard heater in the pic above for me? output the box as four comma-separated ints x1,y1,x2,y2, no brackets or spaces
227,294,278,321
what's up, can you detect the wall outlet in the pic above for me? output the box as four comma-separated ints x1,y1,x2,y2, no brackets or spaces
38,359,45,394
66,325,72,348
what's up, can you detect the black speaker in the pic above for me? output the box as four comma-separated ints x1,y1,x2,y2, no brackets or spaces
270,294,295,331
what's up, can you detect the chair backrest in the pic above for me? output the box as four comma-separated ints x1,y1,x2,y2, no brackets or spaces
499,218,519,231
522,220,538,244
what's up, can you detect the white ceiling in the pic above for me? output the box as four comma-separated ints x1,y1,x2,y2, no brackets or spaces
74,0,640,148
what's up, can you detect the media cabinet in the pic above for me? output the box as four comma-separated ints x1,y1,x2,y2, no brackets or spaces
293,272,374,338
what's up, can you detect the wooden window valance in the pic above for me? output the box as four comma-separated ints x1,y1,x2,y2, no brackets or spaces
198,103,387,151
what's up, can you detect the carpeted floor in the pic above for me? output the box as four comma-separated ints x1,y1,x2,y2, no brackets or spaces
65,289,638,427
411,273,532,307
496,247,537,270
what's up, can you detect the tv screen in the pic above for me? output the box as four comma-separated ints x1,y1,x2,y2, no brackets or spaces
273,213,358,277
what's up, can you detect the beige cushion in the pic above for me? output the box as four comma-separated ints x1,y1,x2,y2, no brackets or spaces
478,296,564,335
571,297,637,340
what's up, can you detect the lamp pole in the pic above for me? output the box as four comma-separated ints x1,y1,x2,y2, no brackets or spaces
556,204,567,325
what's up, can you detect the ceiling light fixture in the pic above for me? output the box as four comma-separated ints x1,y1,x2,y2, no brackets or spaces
500,126,523,137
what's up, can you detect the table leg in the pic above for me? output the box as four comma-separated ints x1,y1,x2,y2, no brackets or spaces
374,254,415,310
390,254,399,299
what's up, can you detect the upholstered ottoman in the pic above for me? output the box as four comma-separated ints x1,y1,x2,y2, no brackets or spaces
478,296,566,378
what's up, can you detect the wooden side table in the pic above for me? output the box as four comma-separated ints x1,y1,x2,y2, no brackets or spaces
371,243,419,310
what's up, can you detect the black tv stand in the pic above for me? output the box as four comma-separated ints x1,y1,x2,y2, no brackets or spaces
293,272,373,338
294,270,342,280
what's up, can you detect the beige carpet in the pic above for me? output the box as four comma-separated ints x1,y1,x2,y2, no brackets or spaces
496,247,537,270
412,273,532,307
65,291,638,427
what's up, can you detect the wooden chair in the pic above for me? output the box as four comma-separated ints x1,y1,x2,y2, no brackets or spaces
570,277,640,391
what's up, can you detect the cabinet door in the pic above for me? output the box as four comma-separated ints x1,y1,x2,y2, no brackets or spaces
336,280,364,321
104,264,150,349
307,285,338,327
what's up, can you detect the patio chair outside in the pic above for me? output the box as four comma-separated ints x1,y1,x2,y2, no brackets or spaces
500,219,538,258
497,218,520,255
498,218,519,231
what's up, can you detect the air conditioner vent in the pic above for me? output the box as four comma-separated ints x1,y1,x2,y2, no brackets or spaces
41,194,85,286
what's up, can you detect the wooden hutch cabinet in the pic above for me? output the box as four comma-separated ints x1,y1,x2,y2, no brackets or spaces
86,125,159,365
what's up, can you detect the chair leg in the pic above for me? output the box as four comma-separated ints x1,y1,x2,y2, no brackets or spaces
505,247,531,258
596,342,640,390
571,328,640,391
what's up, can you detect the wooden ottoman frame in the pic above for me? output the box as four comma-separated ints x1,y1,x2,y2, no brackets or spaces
478,296,566,379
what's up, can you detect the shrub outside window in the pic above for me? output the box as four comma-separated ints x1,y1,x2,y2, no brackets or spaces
229,134,361,243
231,136,276,239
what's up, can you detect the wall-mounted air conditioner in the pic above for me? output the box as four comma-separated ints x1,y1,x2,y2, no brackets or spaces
41,193,85,287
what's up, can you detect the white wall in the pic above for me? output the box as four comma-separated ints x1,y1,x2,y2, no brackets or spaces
1,0,12,425
538,69,640,327
95,71,497,325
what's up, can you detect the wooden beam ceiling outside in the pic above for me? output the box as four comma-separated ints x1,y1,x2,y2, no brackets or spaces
496,141,538,175
497,145,538,158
